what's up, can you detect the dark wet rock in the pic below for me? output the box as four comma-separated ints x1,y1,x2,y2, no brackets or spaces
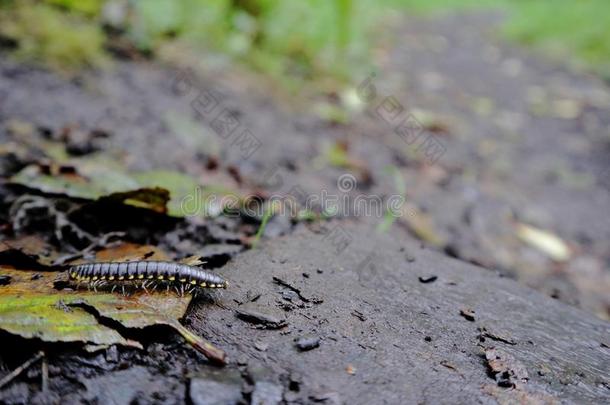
251,381,283,405
80,366,181,405
295,336,320,352
189,374,243,405
191,225,609,403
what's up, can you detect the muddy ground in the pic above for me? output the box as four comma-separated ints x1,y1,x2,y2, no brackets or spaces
0,10,609,405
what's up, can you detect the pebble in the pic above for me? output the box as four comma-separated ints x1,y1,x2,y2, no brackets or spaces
295,336,320,351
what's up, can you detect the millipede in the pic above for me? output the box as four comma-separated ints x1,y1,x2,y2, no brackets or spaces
68,261,228,295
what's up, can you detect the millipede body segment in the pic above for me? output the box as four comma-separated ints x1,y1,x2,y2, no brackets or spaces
69,261,228,293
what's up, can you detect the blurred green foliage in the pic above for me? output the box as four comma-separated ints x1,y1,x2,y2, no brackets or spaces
46,0,103,16
0,0,608,81
0,0,106,71
502,0,610,79
125,0,378,84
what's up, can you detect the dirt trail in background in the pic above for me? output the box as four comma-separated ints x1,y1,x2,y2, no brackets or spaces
0,10,609,404
360,11,610,317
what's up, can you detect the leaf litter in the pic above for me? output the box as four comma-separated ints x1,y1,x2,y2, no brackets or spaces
0,239,227,365
8,153,247,218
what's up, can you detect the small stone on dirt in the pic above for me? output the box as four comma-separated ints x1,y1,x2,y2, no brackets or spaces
235,307,287,329
460,308,476,322
254,341,269,352
418,275,438,283
295,336,320,351
282,290,299,301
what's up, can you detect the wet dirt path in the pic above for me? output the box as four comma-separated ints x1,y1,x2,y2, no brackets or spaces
0,10,609,405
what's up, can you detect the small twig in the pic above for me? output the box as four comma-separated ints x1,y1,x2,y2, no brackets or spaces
272,276,311,303
0,351,44,389
41,352,49,394
170,321,227,366
252,202,276,248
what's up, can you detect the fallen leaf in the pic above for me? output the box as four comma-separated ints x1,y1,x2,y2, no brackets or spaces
10,158,139,200
0,267,141,349
0,236,60,269
9,159,214,217
0,242,226,364
515,223,571,262
100,188,170,214
131,170,201,216
94,243,160,262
